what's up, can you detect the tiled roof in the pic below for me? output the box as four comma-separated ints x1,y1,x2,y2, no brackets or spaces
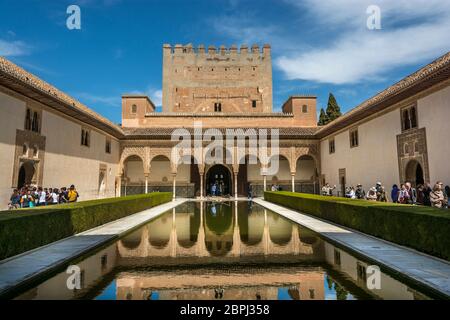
316,51,450,138
0,57,124,138
122,127,320,139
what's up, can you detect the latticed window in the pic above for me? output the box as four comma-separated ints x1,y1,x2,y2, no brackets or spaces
329,138,335,154
25,109,32,130
81,129,90,147
401,105,418,131
350,128,359,148
105,138,111,154
31,111,39,133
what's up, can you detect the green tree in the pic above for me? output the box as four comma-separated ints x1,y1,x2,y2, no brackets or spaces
325,93,342,122
317,108,329,126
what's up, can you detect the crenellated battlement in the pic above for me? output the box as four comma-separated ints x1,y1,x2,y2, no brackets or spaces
162,42,273,113
163,43,271,56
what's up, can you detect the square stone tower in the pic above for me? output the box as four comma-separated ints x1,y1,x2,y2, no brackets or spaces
162,44,273,113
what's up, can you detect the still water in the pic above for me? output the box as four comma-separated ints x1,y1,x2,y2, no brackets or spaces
14,201,434,300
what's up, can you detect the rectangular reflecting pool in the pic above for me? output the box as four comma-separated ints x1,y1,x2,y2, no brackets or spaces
12,201,438,300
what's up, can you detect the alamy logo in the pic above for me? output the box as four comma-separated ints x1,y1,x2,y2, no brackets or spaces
66,265,81,290
171,121,280,175
366,265,381,290
66,5,81,30
366,5,382,30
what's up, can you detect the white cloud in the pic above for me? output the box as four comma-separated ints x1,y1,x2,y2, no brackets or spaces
276,0,450,84
0,39,30,56
149,89,162,107
287,0,450,29
128,87,162,107
210,14,282,48
76,93,120,107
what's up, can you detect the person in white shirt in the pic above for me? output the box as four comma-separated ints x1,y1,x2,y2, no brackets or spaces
50,188,59,205
38,187,47,206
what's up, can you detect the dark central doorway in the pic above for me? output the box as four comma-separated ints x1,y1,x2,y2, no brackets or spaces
206,165,232,196
18,161,35,189
405,160,425,187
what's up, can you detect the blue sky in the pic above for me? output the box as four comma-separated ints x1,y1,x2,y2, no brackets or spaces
1,0,450,124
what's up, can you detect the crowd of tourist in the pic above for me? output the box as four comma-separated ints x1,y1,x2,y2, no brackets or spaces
8,184,80,210
321,181,450,209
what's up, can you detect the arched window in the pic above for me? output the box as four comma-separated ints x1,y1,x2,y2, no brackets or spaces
81,129,90,147
32,112,39,132
131,104,137,113
33,146,38,157
81,129,85,145
25,109,32,130
22,144,28,156
401,105,418,132
410,106,417,128
402,109,410,131
85,131,90,146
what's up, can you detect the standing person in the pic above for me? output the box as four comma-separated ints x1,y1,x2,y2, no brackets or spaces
378,186,387,202
398,184,410,204
247,184,253,200
59,187,68,203
375,182,383,195
405,182,417,205
22,190,35,208
8,189,21,210
51,188,59,205
355,184,366,200
346,186,356,199
437,181,448,208
391,184,399,203
67,185,79,203
37,187,47,206
45,188,52,204
430,183,446,209
32,187,39,207
422,182,432,206
416,184,425,205
445,185,450,208
366,187,378,201
321,183,330,196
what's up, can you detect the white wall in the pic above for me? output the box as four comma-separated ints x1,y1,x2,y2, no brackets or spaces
417,85,450,185
0,91,27,207
0,88,121,208
320,84,450,198
41,110,120,200
320,107,401,198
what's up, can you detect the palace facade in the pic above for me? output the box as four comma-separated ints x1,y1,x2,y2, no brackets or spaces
0,44,449,207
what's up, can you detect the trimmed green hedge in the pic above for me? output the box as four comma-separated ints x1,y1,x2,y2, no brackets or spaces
264,191,450,261
0,192,172,260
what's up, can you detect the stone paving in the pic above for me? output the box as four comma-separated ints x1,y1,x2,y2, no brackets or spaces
0,198,187,297
253,198,450,298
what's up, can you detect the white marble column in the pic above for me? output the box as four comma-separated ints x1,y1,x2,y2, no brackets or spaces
200,173,204,199
263,175,267,192
144,174,149,194
291,173,295,192
116,175,122,197
172,174,176,200
234,173,238,200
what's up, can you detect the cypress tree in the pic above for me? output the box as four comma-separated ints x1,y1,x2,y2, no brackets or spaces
317,108,329,126
325,93,342,122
